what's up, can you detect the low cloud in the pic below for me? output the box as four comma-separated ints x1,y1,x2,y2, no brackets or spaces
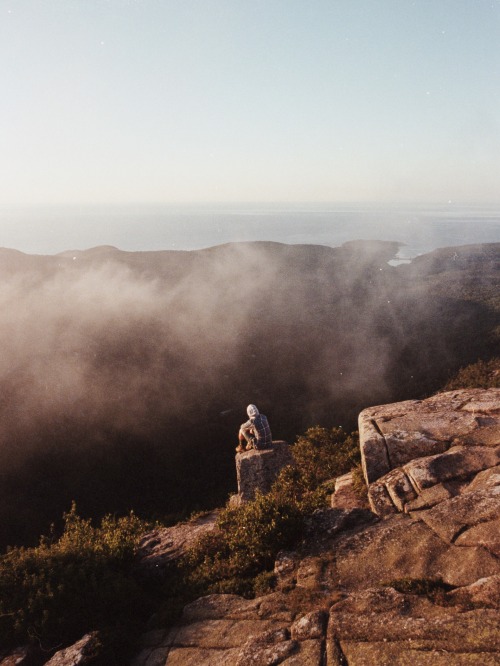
0,240,494,546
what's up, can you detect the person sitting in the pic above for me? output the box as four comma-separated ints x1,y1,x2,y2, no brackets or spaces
236,404,272,452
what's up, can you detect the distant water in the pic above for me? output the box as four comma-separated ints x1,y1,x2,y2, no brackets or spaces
0,202,499,259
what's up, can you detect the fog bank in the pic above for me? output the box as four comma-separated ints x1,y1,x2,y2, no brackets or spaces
0,240,497,547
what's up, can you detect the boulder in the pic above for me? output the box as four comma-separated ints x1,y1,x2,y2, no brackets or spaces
360,389,500,485
235,440,293,502
138,511,218,570
44,633,101,665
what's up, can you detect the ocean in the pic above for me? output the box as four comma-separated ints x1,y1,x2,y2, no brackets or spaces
1,202,499,259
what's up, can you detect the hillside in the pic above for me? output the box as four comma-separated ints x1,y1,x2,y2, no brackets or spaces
0,240,498,548
1,385,498,665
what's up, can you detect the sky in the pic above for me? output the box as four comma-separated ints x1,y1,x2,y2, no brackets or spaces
1,0,500,206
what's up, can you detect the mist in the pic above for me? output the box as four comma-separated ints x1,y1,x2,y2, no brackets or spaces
0,240,497,547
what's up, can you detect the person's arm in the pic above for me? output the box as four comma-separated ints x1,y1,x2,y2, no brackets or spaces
240,418,253,434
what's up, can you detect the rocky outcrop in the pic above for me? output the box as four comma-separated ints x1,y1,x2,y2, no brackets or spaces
0,647,32,666
44,633,101,665
138,511,218,571
328,585,500,665
359,389,500,524
360,388,500,486
234,440,293,503
326,389,500,593
0,636,101,666
130,593,325,666
134,544,500,664
132,389,500,665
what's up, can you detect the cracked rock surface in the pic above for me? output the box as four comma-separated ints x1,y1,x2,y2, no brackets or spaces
130,389,500,665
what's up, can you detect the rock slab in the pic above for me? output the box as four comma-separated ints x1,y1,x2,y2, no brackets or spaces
132,593,329,666
235,440,293,502
138,511,218,571
44,633,101,666
131,389,500,665
359,388,500,486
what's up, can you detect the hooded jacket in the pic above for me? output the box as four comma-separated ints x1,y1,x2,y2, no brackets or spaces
241,404,272,449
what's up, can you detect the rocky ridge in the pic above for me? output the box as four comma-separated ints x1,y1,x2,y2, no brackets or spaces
132,388,500,665
5,389,498,665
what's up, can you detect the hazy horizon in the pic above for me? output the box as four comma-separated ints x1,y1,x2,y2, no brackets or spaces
0,200,499,256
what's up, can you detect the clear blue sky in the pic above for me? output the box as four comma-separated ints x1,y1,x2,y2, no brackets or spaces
2,0,500,206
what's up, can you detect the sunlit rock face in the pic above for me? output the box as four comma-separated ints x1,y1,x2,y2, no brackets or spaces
234,440,293,503
359,388,500,511
346,389,500,590
130,390,500,666
137,511,219,572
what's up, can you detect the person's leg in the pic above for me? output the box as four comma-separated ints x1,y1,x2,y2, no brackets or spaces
245,435,257,450
239,427,253,443
236,428,248,452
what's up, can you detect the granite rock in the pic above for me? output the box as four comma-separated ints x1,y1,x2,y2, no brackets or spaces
235,441,293,502
44,633,101,666
360,389,500,486
138,511,218,570
131,389,500,665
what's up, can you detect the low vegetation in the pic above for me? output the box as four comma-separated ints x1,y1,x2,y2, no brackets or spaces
384,577,455,604
0,427,360,662
443,356,500,390
0,505,154,663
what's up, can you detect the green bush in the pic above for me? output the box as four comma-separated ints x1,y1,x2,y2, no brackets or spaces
443,357,500,390
292,426,360,489
0,503,152,661
184,490,305,596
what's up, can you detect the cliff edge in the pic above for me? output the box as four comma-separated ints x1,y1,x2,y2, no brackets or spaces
13,390,497,665
132,388,500,666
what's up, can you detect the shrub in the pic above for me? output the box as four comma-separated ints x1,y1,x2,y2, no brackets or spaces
184,490,305,596
0,503,152,662
350,463,369,503
291,426,360,489
443,357,500,390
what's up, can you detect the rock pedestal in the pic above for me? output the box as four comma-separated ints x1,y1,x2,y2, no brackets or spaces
235,441,292,502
